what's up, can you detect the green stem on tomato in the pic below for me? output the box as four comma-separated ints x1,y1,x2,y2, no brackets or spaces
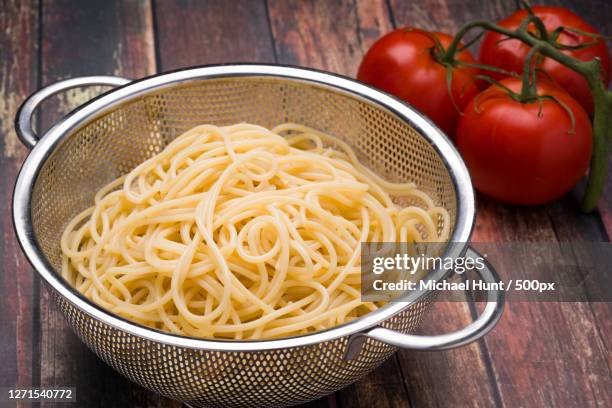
581,68,611,211
440,21,488,65
440,18,612,212
519,45,542,100
525,15,549,42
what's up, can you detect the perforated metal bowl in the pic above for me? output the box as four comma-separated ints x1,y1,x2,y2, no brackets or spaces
13,65,503,408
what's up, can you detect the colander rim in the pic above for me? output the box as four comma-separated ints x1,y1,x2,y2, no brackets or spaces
13,64,475,351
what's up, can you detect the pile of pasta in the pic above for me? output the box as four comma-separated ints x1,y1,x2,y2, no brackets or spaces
61,123,449,339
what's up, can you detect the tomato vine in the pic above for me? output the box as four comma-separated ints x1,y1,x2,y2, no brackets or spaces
439,5,611,212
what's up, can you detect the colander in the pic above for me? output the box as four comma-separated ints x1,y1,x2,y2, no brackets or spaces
13,65,504,408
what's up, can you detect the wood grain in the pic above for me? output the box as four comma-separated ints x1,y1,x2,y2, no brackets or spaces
547,194,612,387
355,0,394,51
396,301,500,408
37,1,174,407
601,164,612,239
0,3,39,406
335,356,411,408
268,0,368,76
473,198,612,407
153,0,275,70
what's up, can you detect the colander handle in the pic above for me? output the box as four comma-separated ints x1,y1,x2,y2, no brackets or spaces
15,75,131,149
365,247,504,351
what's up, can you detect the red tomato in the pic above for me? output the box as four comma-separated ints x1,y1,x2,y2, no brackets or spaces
479,6,611,113
456,77,592,205
357,28,482,137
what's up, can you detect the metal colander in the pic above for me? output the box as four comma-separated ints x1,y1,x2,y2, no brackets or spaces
13,65,503,408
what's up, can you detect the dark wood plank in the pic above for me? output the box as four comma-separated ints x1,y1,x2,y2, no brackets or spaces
336,355,412,408
547,193,612,383
355,0,394,51
300,395,337,408
560,0,612,32
153,0,275,70
268,0,365,76
38,1,176,407
601,159,612,237
0,2,39,404
396,301,499,408
390,0,483,34
473,198,612,407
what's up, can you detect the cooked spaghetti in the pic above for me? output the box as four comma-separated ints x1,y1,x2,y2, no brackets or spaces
60,123,450,339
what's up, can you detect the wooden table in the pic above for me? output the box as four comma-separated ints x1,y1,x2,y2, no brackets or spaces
0,1,610,407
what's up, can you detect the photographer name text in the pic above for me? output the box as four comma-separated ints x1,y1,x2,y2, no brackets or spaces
372,279,556,292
